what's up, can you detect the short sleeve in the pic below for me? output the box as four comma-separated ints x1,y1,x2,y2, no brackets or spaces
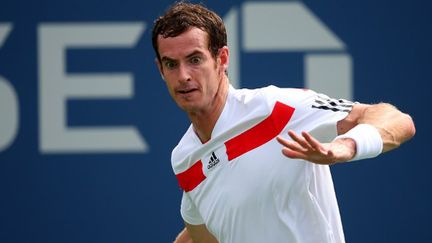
305,91,356,142
180,192,205,225
261,86,355,142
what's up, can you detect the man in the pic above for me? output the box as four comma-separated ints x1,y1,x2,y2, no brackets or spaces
151,2,415,243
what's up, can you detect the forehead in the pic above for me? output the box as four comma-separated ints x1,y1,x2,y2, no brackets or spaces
157,27,210,59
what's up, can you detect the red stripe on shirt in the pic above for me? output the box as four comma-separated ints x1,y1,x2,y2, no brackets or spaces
176,160,206,192
175,101,294,192
225,101,295,161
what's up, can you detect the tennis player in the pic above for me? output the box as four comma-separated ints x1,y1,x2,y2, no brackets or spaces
151,2,416,243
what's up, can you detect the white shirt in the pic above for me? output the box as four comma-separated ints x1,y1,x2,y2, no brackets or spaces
171,85,353,243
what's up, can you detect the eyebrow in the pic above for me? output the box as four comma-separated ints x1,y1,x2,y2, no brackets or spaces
160,50,204,62
160,56,175,63
186,50,204,59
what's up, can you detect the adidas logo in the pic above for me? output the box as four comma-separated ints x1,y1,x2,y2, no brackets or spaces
207,152,220,170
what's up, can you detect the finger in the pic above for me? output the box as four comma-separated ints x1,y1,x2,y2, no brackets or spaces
301,131,324,151
288,130,313,150
276,136,290,147
281,148,308,160
277,136,307,152
327,149,335,158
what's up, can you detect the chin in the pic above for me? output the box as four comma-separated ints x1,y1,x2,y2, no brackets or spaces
180,103,203,114
176,101,195,111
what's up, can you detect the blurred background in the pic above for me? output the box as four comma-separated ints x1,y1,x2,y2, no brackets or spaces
0,0,430,242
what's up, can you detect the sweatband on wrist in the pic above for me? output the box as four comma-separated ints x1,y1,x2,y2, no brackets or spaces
334,124,383,161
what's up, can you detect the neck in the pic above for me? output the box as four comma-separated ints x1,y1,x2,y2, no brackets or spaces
188,78,229,143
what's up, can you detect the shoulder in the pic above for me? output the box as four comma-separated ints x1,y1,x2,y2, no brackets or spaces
230,85,310,103
232,85,319,110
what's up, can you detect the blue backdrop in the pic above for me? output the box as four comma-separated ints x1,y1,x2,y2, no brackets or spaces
0,0,430,242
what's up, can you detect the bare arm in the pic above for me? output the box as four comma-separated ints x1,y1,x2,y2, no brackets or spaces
337,103,415,152
276,103,415,164
174,224,218,243
174,227,193,243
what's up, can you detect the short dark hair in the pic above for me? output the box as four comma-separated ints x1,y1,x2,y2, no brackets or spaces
152,2,227,62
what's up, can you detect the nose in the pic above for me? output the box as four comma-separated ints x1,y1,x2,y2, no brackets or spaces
177,63,191,83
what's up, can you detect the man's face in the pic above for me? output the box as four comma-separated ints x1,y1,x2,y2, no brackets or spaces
156,27,226,113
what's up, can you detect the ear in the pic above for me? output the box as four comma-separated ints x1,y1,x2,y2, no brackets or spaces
155,58,166,81
218,46,229,72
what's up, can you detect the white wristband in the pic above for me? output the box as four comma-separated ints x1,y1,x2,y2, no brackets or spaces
334,124,383,161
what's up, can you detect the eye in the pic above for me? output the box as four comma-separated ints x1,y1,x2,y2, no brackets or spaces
190,56,202,65
164,60,177,70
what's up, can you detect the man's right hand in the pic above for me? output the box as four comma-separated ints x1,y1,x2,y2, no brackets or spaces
174,224,219,243
174,227,193,243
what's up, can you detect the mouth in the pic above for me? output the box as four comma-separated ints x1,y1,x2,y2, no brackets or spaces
177,88,198,94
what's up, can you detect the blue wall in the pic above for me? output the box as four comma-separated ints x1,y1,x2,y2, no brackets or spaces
0,0,430,242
